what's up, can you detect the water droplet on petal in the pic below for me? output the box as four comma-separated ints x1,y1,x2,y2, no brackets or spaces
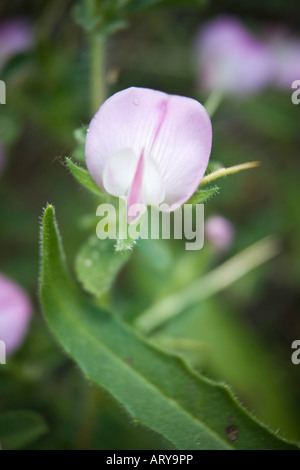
133,97,139,105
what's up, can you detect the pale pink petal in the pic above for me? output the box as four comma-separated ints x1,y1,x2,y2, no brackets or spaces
86,88,164,191
0,273,32,355
142,154,165,205
205,215,234,253
86,87,212,209
103,148,138,196
127,150,144,209
148,93,212,209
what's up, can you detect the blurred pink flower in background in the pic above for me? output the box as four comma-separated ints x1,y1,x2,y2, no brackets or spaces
195,15,274,95
265,27,300,88
205,215,234,253
86,87,212,213
0,273,32,355
0,17,33,71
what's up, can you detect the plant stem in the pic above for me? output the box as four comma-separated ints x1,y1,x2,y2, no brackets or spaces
200,161,260,187
204,90,224,118
90,35,106,114
134,236,280,335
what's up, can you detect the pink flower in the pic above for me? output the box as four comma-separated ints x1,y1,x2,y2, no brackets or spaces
85,87,212,212
205,215,234,253
195,16,274,95
264,27,300,88
0,273,32,355
0,17,33,71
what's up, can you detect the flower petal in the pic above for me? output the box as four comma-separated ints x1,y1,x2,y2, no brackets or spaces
103,148,138,197
148,93,212,209
0,273,32,355
86,87,165,192
142,154,165,205
127,150,144,209
86,87,212,209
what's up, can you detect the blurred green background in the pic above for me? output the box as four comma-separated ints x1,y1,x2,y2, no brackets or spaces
0,0,300,449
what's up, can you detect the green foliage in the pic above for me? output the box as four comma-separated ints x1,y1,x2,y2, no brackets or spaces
187,186,219,205
73,0,207,39
75,235,131,297
1,0,300,450
66,158,105,197
73,0,128,39
154,297,300,439
39,205,299,450
0,411,48,450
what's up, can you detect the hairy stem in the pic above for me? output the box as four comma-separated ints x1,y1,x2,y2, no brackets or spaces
200,161,260,186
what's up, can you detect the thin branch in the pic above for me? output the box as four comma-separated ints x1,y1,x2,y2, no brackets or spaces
200,161,260,187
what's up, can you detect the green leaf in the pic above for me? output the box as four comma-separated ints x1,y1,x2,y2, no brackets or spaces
187,186,219,205
39,205,299,450
73,2,100,35
75,235,131,298
0,410,48,450
154,297,300,440
66,158,105,197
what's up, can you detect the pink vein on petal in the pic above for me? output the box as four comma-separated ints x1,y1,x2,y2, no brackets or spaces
127,150,144,211
153,99,169,145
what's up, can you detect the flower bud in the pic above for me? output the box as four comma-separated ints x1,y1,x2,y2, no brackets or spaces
205,215,234,253
0,273,32,355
